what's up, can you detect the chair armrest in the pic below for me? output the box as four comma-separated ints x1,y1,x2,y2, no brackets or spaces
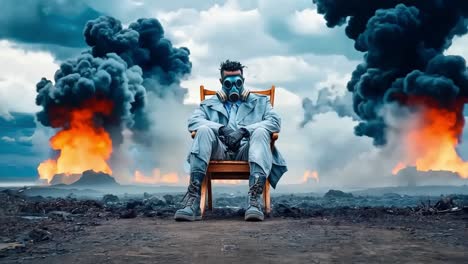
191,131,279,140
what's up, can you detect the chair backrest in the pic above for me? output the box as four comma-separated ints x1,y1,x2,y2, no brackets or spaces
199,85,276,107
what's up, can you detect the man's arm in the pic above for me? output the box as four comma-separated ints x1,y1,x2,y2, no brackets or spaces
188,106,223,134
240,97,281,135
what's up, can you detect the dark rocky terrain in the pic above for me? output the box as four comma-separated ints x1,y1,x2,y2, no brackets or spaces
0,188,467,263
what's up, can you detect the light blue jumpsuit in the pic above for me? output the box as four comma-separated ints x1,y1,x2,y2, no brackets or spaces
187,93,287,188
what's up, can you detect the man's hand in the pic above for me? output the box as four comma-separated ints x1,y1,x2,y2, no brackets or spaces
218,126,235,145
219,126,235,137
225,128,249,151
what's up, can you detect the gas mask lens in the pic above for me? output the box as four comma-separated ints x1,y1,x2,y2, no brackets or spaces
222,76,244,90
235,78,243,88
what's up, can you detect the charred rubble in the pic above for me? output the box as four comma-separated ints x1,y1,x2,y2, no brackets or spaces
1,187,467,257
1,188,467,221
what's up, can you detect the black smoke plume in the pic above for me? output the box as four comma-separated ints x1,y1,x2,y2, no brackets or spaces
313,0,468,145
84,16,191,98
35,16,192,146
36,53,145,145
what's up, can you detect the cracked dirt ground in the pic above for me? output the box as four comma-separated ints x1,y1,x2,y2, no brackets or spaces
2,216,467,264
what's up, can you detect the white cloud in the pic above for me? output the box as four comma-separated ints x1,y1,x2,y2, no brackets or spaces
157,2,283,76
0,94,12,119
244,56,321,83
241,54,358,98
288,8,328,36
0,40,58,114
182,75,223,104
316,72,351,93
273,88,311,183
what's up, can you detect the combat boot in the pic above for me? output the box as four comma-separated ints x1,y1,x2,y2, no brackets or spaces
174,172,204,221
244,173,267,221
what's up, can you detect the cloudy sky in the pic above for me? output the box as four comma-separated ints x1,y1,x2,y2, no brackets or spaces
0,0,467,188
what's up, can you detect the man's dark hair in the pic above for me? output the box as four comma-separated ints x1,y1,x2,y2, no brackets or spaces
219,60,245,78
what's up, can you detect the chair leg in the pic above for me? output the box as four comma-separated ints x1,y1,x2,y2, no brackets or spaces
200,175,208,217
207,173,213,211
263,178,271,214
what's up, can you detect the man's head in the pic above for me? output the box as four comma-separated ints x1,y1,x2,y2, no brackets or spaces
218,60,249,102
219,60,245,79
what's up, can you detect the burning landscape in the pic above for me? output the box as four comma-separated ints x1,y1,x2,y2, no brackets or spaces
1,0,468,263
314,0,468,180
32,15,192,187
37,99,114,184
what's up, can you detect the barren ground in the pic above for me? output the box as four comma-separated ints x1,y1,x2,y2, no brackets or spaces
1,189,467,263
2,214,467,264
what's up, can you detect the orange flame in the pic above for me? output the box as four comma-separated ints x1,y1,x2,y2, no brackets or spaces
303,170,319,183
37,99,114,184
133,169,180,185
392,162,406,175
392,104,468,178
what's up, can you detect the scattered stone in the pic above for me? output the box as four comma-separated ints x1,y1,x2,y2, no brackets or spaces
143,197,166,208
274,203,302,218
0,242,25,251
126,200,144,210
143,210,158,217
70,225,84,232
434,196,455,211
47,211,72,221
221,244,238,252
28,229,52,242
324,190,354,199
102,194,119,204
0,242,26,257
119,209,137,219
163,194,175,205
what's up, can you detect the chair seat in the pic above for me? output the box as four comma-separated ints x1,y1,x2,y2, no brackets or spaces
207,160,248,171
207,161,250,179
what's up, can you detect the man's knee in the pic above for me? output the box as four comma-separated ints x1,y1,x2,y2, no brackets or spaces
250,128,270,141
191,125,219,160
195,125,215,139
189,154,208,174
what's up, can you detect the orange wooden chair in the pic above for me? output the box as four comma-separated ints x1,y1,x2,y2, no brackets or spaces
191,85,279,216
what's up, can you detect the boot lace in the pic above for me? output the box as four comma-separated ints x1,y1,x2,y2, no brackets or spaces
248,178,264,208
181,180,200,207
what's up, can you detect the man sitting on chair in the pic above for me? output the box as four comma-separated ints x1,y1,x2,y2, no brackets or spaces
174,60,288,222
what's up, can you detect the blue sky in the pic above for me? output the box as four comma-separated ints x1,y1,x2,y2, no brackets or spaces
0,0,467,187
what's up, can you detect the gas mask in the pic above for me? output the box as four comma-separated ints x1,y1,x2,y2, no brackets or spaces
216,75,250,103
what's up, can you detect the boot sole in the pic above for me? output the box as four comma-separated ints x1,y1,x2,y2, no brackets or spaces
174,213,202,222
244,211,264,221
